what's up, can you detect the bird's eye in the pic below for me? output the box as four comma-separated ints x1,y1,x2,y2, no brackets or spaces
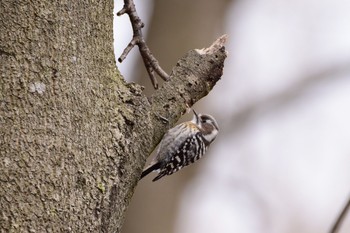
202,118,211,124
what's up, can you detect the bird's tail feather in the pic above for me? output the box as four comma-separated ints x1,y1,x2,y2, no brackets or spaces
140,162,161,180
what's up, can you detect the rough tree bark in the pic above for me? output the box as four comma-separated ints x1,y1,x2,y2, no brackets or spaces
0,1,227,232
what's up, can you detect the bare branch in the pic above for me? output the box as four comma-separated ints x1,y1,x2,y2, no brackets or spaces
225,60,350,134
197,34,228,54
330,195,350,233
148,35,227,127
118,37,138,62
117,0,170,89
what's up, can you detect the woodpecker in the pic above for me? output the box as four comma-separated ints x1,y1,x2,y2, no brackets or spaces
140,110,219,181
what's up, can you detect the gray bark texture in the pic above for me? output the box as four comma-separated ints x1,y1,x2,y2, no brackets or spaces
0,1,227,232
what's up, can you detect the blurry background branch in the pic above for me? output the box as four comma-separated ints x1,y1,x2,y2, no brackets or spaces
330,195,350,233
226,60,350,134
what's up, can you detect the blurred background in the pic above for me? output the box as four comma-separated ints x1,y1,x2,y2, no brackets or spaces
114,0,350,232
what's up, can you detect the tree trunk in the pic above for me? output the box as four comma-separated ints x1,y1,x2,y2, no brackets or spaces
0,1,226,232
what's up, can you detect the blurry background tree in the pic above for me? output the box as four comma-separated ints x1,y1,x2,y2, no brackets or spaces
116,0,350,233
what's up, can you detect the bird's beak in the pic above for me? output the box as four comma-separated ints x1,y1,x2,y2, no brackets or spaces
192,109,199,123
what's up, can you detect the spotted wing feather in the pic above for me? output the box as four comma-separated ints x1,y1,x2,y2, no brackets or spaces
153,132,206,181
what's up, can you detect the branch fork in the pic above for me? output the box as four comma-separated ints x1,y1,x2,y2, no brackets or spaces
117,0,170,89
